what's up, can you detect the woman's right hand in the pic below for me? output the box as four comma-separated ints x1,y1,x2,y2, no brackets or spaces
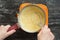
37,25,55,40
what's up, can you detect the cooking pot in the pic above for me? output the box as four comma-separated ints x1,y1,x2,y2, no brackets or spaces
8,3,48,33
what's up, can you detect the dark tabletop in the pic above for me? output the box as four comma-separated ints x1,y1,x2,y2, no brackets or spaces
0,0,60,40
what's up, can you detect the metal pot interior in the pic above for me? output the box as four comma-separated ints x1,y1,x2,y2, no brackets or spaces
18,5,46,33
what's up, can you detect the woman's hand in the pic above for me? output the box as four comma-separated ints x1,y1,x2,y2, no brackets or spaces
37,25,55,40
0,25,16,40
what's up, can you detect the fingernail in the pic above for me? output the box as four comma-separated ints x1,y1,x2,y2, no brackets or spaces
11,30,16,32
44,25,48,28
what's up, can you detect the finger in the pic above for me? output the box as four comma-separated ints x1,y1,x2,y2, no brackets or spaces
0,25,4,27
50,32,55,39
47,28,51,32
6,30,16,37
44,25,48,28
4,25,11,30
37,25,48,36
0,25,5,30
38,25,48,35
41,25,48,30
37,30,42,37
44,25,48,29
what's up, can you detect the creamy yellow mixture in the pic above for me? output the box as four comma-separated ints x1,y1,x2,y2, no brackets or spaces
18,5,45,33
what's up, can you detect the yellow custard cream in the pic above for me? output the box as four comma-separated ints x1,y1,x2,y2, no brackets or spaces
18,5,45,33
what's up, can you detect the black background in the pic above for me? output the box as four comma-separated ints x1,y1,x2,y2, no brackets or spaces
0,0,60,40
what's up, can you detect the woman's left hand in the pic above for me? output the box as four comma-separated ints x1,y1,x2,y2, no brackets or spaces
0,25,16,40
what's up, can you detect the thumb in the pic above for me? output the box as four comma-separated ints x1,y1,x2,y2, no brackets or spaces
6,30,16,37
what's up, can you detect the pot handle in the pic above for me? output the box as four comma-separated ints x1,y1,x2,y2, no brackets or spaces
7,24,18,32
